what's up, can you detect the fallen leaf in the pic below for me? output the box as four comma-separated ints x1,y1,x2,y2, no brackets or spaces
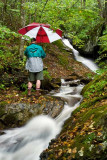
67,148,72,153
72,147,77,154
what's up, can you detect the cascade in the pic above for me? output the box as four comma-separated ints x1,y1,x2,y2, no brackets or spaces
63,39,99,72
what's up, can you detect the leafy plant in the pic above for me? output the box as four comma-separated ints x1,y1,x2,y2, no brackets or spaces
84,73,107,98
43,70,52,81
0,25,24,73
0,84,5,90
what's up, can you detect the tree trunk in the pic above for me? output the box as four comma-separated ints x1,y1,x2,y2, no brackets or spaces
104,0,107,22
83,0,86,8
97,0,103,17
81,0,86,9
81,0,83,8
2,0,8,24
97,0,107,22
19,0,26,59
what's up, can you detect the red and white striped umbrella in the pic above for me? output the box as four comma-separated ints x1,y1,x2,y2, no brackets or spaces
18,23,62,43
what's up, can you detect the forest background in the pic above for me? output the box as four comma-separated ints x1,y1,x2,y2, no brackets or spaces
0,0,107,59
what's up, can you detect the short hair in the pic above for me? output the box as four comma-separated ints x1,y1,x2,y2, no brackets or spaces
31,38,36,42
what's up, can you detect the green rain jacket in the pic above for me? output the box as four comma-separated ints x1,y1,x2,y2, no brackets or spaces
24,44,46,58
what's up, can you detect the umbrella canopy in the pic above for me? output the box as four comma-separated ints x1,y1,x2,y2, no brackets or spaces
18,23,62,43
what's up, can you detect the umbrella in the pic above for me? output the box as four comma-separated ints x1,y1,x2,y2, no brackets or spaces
18,22,62,43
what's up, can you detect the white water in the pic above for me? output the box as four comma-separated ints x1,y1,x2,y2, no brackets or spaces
63,39,99,72
0,115,61,160
0,39,98,160
54,79,84,125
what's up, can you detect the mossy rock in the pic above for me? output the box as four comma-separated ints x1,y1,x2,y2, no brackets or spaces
81,72,106,96
3,113,18,127
0,102,8,118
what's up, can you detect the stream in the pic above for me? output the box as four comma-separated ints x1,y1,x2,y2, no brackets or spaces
0,39,98,160
63,39,99,72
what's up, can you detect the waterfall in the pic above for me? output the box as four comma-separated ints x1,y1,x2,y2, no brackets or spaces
63,39,99,72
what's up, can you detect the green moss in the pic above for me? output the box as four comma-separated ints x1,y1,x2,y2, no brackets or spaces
80,105,106,125
0,108,5,118
73,94,107,115
84,80,107,98
4,113,18,127
0,101,8,106
82,72,107,96
57,54,69,68
0,102,8,118
93,105,107,126
53,40,65,49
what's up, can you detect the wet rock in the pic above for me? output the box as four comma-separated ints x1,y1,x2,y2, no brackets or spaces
67,97,81,106
80,78,91,84
42,78,61,91
0,96,64,129
69,80,80,87
65,73,80,81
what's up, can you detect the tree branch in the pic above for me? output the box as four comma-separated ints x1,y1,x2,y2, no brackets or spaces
39,0,49,21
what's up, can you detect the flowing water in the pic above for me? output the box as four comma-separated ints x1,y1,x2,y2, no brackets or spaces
0,39,98,160
63,39,99,72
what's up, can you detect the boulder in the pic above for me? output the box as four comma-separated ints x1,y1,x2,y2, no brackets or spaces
0,96,64,130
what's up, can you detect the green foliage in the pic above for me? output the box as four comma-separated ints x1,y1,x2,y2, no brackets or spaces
24,2,37,14
33,0,100,47
86,62,107,96
0,25,24,74
99,31,107,54
95,27,107,62
21,83,27,91
83,133,96,144
20,83,28,95
53,40,64,49
43,70,52,81
98,35,107,59
0,84,5,90
87,73,93,79
82,70,107,99
0,0,105,50
57,54,69,68
84,80,107,98
96,65,107,75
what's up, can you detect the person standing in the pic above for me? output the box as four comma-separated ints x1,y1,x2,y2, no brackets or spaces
24,38,46,96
